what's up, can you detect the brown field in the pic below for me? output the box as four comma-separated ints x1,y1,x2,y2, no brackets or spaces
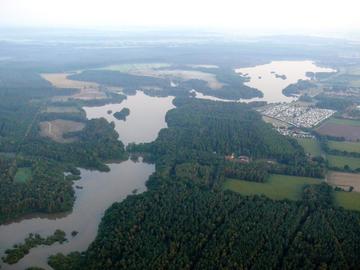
328,171,360,192
41,73,107,100
128,69,224,90
44,106,80,113
39,120,85,143
316,123,360,141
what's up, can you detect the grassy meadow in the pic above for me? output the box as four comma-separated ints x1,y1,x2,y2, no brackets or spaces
224,174,321,201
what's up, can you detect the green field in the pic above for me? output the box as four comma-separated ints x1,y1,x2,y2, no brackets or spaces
328,140,360,153
327,155,360,170
97,63,169,72
296,138,322,156
325,117,360,127
224,174,321,201
335,191,360,211
14,167,32,183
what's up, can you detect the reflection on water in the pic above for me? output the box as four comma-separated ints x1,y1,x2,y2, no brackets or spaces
83,91,175,145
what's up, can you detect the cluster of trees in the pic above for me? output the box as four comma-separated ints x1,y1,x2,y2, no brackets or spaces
282,79,317,96
113,108,130,121
224,161,269,182
3,229,66,264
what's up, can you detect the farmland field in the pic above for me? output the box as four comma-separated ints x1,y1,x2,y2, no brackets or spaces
41,73,107,100
224,174,321,201
44,106,80,114
328,140,360,153
296,138,322,156
316,118,360,141
14,167,32,183
335,191,360,211
39,119,85,143
327,155,360,170
325,118,360,127
328,171,360,192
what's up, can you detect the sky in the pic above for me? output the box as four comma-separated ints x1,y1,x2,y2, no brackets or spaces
0,0,359,34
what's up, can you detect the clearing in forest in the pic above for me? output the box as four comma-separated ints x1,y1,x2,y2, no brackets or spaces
41,73,107,100
39,119,85,143
14,167,32,183
224,174,321,201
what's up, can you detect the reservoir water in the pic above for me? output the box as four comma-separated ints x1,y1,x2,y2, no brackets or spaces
0,91,175,269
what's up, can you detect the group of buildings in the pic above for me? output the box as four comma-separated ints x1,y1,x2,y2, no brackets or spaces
258,103,335,128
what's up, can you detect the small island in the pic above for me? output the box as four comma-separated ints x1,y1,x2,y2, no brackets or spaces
2,230,67,264
113,108,130,121
274,73,287,80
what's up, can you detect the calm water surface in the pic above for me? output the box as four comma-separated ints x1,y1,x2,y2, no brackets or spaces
195,61,335,103
235,60,336,103
0,91,174,269
83,91,175,145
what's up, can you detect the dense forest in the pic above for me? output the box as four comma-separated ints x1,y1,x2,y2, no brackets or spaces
132,97,326,182
44,98,358,270
48,180,360,270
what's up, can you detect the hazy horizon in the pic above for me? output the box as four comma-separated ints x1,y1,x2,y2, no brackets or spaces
0,0,359,37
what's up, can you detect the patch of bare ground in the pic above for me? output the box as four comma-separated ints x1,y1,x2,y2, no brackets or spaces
41,73,107,101
328,171,360,192
44,106,80,113
316,123,360,141
39,120,85,143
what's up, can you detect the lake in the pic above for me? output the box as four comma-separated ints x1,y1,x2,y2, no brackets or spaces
0,91,175,269
236,60,336,103
83,91,175,145
194,60,335,103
